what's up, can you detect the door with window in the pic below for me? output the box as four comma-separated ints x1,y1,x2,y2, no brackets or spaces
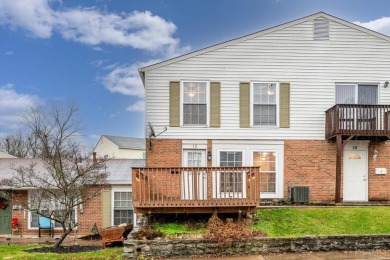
336,84,378,130
182,150,207,200
217,151,246,198
343,150,368,201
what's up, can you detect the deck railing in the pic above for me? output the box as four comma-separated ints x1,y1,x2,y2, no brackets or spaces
132,167,260,210
325,104,390,139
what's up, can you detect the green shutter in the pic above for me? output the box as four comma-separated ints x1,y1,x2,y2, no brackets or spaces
210,82,221,127
279,83,290,128
240,82,250,128
169,81,180,127
101,190,111,228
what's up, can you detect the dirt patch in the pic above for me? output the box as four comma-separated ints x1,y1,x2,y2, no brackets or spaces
24,245,101,254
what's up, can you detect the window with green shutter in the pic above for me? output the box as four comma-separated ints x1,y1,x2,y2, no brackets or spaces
240,82,250,128
169,81,221,127
182,81,208,126
252,82,277,126
242,82,290,128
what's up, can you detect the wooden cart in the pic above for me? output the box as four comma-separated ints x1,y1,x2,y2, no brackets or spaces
100,224,133,249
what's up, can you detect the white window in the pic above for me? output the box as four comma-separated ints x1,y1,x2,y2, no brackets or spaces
112,191,133,225
336,84,378,105
252,82,278,126
181,81,209,126
28,190,76,229
216,151,246,198
30,211,76,229
213,141,284,199
336,84,379,130
253,151,277,193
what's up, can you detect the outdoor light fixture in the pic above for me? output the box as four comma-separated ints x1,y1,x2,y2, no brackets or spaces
207,150,212,161
373,147,378,160
384,81,389,88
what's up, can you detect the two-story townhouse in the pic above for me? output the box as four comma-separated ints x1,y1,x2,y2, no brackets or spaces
133,12,390,215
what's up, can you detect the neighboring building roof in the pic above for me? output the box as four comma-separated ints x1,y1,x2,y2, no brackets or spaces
0,151,17,158
138,12,390,79
0,158,145,186
102,135,145,150
105,159,145,184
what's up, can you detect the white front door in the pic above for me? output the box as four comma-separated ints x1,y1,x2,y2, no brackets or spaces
343,150,368,202
182,150,207,200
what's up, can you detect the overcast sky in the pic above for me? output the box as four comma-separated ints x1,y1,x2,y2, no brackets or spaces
1,0,390,146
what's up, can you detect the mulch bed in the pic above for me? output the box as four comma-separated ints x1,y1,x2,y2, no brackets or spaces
24,245,101,254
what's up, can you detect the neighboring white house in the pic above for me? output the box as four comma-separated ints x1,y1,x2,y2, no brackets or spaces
93,135,145,159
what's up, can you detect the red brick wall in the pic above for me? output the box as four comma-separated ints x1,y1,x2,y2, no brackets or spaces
8,187,109,237
368,142,390,200
146,139,182,167
284,140,337,202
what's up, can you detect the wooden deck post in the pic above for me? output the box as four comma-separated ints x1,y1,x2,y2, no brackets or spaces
147,211,152,229
335,134,342,203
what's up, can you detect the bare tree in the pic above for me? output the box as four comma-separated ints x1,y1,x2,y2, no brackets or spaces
0,103,108,248
0,131,40,158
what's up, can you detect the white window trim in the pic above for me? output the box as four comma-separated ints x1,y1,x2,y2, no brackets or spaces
214,150,246,199
250,81,279,128
334,83,380,105
252,150,279,197
212,142,284,199
180,80,210,127
111,188,135,227
27,190,78,230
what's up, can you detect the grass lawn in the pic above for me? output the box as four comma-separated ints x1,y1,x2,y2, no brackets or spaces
252,207,390,237
152,223,205,235
0,245,123,260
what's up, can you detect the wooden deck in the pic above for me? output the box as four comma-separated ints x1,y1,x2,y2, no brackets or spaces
325,104,390,140
132,166,260,214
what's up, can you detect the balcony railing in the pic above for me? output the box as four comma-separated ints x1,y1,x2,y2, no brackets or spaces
132,166,260,213
325,104,390,140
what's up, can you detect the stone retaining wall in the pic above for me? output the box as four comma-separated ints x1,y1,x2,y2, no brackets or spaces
124,235,390,259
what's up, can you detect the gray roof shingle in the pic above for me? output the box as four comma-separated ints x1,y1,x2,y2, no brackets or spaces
103,135,145,150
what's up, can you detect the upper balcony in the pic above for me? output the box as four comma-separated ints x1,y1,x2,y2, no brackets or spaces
132,166,260,214
325,104,390,140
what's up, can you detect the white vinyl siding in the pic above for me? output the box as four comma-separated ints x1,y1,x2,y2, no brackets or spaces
145,18,390,140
